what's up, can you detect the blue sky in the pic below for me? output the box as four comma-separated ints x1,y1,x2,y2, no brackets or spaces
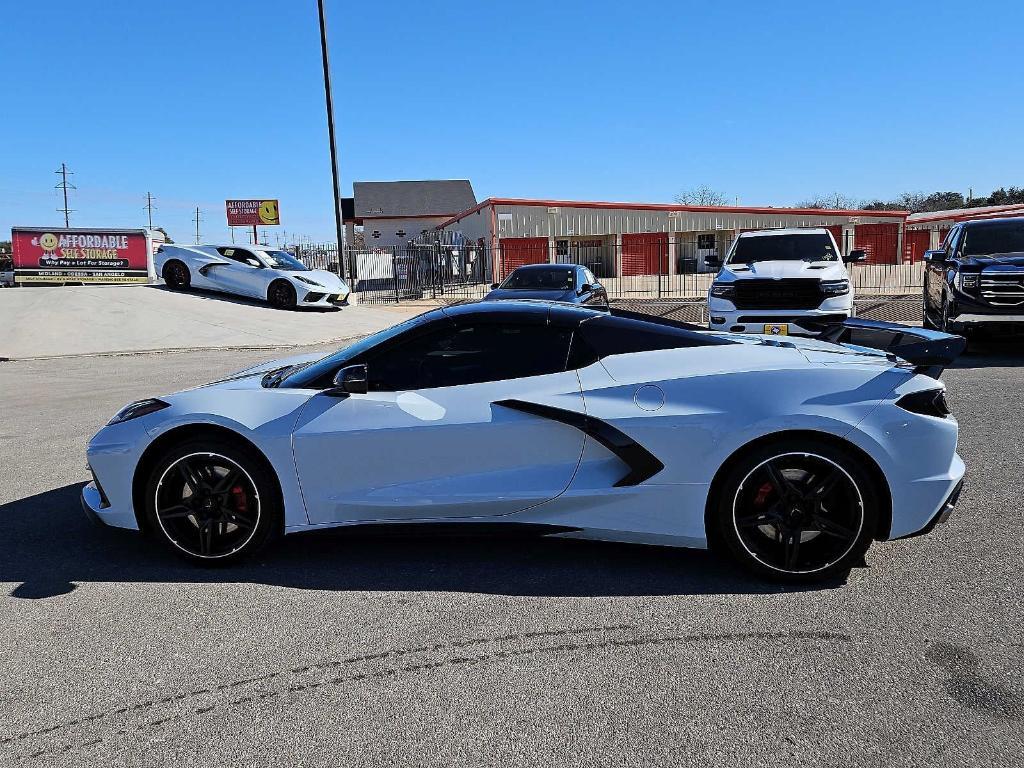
2,0,1021,244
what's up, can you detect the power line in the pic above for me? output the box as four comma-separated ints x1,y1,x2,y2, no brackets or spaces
192,206,203,244
144,192,157,230
55,163,76,227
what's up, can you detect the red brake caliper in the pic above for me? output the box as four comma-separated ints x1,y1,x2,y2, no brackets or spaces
230,485,248,515
753,482,773,506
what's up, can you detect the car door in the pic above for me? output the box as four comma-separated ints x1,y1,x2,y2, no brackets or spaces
209,247,269,298
291,319,586,524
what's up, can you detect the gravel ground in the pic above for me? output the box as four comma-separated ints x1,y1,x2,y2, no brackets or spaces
0,340,1021,767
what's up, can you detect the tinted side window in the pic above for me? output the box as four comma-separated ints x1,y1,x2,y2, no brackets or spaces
367,323,572,391
217,247,256,264
944,226,962,257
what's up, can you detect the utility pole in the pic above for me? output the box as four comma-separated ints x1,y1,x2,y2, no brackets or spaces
317,0,346,273
192,207,202,244
144,192,156,230
55,163,76,227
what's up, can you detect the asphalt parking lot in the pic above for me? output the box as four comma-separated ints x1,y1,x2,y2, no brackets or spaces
1,340,1022,767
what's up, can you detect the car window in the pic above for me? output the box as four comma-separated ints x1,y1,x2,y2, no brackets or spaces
961,222,1024,257
500,267,575,290
945,226,962,257
217,247,258,265
583,268,597,285
367,322,572,391
729,234,838,263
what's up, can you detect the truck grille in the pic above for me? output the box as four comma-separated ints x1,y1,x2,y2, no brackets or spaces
980,273,1024,306
733,279,824,310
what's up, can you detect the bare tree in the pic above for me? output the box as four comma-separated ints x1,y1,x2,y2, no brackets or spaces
675,185,729,206
797,192,863,210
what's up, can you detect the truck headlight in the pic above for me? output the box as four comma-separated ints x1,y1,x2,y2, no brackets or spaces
821,279,850,297
957,272,979,292
709,282,735,299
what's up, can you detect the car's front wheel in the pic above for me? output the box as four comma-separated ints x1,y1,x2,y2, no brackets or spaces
142,438,281,564
268,280,297,310
711,439,879,582
163,260,191,291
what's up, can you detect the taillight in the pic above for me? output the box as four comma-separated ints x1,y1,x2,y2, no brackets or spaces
896,389,951,418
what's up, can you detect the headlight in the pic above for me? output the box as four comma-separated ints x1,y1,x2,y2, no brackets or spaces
821,279,850,297
957,272,979,292
107,398,170,426
709,282,736,299
295,275,325,287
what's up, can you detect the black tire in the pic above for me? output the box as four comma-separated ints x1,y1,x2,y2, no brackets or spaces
710,438,879,583
142,437,281,564
268,280,297,310
939,294,951,333
163,260,191,291
922,296,937,330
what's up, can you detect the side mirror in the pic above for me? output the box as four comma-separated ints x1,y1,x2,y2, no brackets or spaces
329,364,368,395
245,258,263,268
490,283,499,289
578,283,592,295
844,249,867,263
923,249,946,264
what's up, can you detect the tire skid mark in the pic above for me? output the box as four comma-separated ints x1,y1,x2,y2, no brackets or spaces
14,628,849,760
2,624,633,749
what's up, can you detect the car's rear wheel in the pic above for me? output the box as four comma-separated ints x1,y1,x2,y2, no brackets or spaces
143,438,281,564
268,280,296,310
163,260,191,291
711,439,878,582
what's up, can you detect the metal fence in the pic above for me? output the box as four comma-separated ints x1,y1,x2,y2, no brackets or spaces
295,239,925,306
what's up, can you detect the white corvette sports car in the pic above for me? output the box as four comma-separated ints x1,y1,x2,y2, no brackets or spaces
83,301,966,581
155,244,350,309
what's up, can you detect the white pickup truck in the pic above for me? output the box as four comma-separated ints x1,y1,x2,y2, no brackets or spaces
707,228,866,336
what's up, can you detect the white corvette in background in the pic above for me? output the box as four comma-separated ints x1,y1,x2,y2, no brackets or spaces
83,301,967,582
155,244,350,309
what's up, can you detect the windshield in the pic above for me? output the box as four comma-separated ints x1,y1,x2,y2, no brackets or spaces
500,267,575,290
729,233,839,264
262,250,310,271
277,310,440,388
962,222,1024,257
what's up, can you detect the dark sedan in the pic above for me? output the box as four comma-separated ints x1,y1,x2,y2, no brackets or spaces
483,263,609,305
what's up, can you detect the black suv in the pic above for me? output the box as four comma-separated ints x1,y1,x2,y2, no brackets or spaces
923,217,1024,334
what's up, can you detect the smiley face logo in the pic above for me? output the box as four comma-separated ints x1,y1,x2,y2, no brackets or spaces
258,200,279,225
39,232,59,252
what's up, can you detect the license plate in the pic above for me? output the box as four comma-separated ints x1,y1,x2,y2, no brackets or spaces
763,323,789,336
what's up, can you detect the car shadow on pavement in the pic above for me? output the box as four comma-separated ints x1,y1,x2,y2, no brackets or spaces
951,337,1024,369
147,284,343,313
1,484,848,600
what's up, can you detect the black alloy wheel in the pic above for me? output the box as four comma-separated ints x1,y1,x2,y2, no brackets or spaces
144,440,280,563
163,260,191,291
268,280,297,309
713,441,878,582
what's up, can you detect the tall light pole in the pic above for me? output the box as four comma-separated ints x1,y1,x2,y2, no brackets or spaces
317,0,345,276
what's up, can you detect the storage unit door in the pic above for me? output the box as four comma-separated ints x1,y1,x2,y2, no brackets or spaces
853,223,900,264
499,237,549,279
904,230,931,263
621,233,668,276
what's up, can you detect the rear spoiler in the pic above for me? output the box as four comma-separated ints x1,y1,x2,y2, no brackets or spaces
816,317,966,378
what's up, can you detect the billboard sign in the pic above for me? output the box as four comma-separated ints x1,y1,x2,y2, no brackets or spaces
11,228,151,284
225,199,280,226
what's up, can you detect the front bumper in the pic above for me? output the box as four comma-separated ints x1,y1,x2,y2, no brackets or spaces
707,301,852,336
299,290,350,307
81,481,111,527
